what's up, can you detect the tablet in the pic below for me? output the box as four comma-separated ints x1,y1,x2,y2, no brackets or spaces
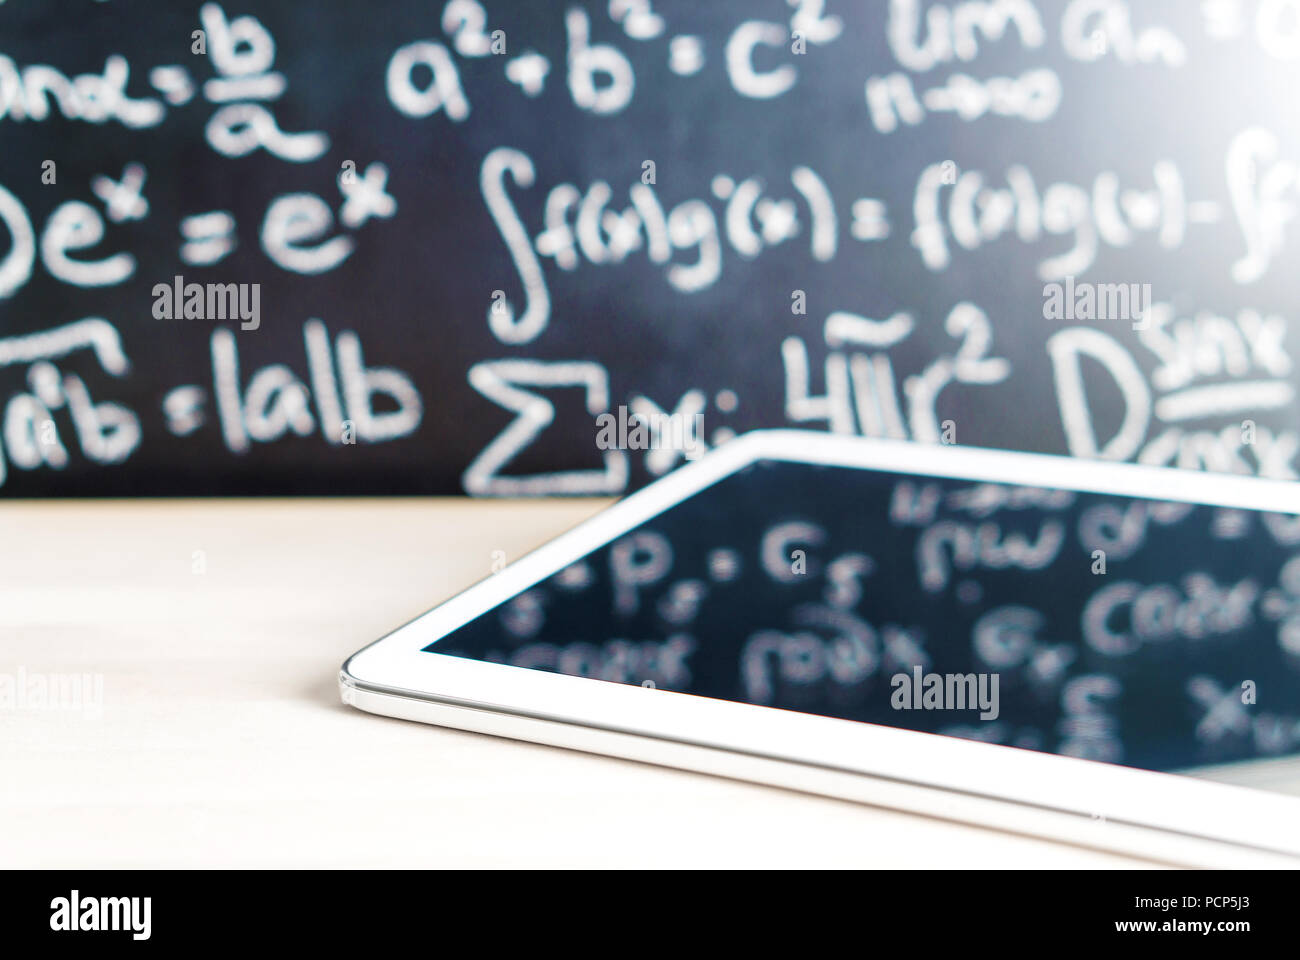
341,431,1300,866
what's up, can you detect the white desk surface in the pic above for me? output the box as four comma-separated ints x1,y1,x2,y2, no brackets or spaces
0,497,1158,868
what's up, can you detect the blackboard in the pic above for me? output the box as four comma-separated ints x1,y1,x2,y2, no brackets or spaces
2,0,1298,496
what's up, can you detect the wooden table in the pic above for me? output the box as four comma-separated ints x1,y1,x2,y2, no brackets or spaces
0,498,1157,868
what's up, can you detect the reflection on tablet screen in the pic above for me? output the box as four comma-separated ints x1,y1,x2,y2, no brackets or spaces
429,460,1300,792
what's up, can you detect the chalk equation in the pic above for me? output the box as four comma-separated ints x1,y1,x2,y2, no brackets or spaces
0,0,1297,495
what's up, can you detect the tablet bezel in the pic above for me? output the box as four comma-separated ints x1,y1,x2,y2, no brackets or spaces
341,430,1300,863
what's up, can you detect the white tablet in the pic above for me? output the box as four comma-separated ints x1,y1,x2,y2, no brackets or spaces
341,430,1300,866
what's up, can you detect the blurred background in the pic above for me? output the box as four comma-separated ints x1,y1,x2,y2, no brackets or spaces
1,0,1298,497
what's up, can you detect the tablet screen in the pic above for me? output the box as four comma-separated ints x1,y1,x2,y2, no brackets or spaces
428,458,1300,787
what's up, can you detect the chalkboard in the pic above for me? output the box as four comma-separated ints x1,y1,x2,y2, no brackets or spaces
1,0,1298,496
